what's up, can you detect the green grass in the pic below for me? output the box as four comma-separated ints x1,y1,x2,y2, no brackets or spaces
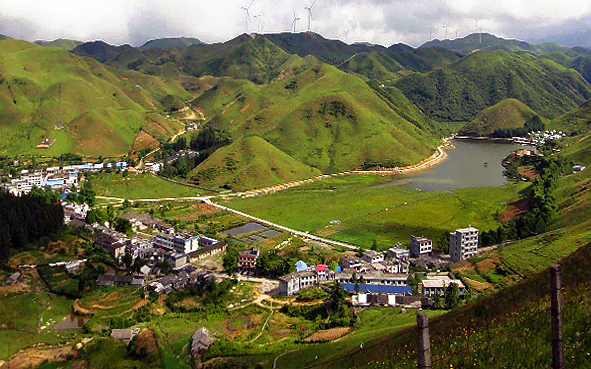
459,98,542,136
188,136,321,190
92,172,203,200
225,175,527,248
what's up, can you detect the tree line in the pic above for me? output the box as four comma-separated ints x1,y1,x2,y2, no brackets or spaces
0,188,64,261
481,157,564,246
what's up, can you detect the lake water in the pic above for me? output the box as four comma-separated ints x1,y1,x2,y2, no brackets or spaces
387,139,536,192
54,314,90,330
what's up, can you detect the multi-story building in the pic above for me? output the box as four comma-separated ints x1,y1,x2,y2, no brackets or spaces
342,256,362,270
278,270,318,296
238,248,259,274
409,235,433,257
153,232,200,254
335,268,408,286
362,250,385,264
388,245,410,260
449,226,479,262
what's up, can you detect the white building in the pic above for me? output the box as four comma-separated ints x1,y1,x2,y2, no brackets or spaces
153,232,200,254
409,235,432,257
449,226,479,262
421,275,465,297
362,250,385,264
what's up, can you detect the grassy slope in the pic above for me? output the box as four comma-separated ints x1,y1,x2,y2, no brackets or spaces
224,175,527,248
458,98,542,136
421,33,538,55
188,136,321,190
0,39,187,157
192,60,439,175
550,99,591,135
395,50,591,122
139,37,202,50
34,39,83,51
92,172,203,199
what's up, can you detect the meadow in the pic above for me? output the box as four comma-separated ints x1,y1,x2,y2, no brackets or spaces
92,172,204,200
225,175,529,249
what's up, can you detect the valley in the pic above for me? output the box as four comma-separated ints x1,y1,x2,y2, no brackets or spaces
1,28,591,369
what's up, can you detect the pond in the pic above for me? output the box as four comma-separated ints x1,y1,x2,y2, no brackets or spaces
389,139,536,192
54,314,91,330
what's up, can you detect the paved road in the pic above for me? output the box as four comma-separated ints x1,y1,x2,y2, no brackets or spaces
203,199,358,250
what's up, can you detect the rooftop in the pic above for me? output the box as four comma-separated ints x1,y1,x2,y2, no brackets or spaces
341,283,412,295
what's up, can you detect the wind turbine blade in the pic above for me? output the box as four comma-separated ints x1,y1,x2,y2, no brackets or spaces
248,0,254,10
311,0,316,9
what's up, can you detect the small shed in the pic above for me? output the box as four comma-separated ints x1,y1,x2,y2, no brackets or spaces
111,328,140,344
6,272,21,286
191,327,211,356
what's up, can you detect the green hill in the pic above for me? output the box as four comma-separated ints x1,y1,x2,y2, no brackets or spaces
140,37,202,50
550,99,591,135
338,52,400,82
395,50,591,122
421,33,538,55
459,98,542,136
0,39,186,156
191,59,439,175
188,136,321,190
71,40,134,63
34,38,83,51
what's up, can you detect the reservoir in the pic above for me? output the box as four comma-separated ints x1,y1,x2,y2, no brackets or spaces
54,314,90,330
397,139,536,192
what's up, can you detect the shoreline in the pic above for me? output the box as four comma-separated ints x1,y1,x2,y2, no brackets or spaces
226,141,452,199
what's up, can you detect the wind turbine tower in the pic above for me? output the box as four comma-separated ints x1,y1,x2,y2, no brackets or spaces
241,0,254,33
292,10,301,33
304,0,316,33
442,23,449,40
475,19,482,44
428,24,434,40
254,15,263,34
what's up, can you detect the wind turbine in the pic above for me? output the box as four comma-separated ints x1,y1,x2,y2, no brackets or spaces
442,23,449,40
475,19,482,44
304,0,316,33
241,0,254,34
343,30,350,43
254,15,263,34
453,28,459,39
292,10,300,33
428,24,435,40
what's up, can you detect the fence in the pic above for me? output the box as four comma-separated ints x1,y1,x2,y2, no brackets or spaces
310,262,590,368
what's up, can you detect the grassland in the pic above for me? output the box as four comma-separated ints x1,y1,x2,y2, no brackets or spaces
188,136,321,190
459,98,542,136
91,172,204,200
225,175,528,249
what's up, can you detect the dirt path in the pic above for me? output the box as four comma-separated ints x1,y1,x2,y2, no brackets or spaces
247,301,273,343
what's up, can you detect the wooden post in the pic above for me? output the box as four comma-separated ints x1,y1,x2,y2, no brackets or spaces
417,312,432,369
550,265,564,369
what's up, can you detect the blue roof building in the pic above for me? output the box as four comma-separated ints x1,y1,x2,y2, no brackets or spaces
43,178,65,187
295,260,308,272
341,283,412,295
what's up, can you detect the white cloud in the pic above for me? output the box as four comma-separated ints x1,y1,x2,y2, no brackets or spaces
0,0,590,47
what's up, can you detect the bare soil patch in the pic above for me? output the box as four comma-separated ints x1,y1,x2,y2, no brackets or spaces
499,199,531,221
476,257,500,273
304,327,352,342
134,329,159,356
463,277,494,292
451,260,472,273
7,345,76,369
133,130,159,152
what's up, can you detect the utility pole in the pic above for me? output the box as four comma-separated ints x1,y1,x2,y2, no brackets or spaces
551,265,564,369
417,312,432,369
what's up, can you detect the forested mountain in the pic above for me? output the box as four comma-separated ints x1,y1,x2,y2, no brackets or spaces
421,33,538,55
395,50,591,122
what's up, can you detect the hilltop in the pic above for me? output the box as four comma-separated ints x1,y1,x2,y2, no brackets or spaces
395,50,591,121
550,99,591,135
188,136,321,190
34,38,83,51
190,59,439,176
421,33,538,55
458,98,542,137
139,37,202,50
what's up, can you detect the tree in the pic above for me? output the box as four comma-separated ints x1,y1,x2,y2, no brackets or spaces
444,283,460,310
256,254,271,276
354,281,360,293
122,199,130,208
371,239,378,251
329,260,339,272
355,248,363,258
114,217,133,237
330,282,347,312
432,293,443,309
122,253,133,269
222,251,238,274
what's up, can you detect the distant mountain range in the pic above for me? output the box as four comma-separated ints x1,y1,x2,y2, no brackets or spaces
4,31,591,188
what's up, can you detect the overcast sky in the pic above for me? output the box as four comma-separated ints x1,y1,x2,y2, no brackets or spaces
1,0,591,47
